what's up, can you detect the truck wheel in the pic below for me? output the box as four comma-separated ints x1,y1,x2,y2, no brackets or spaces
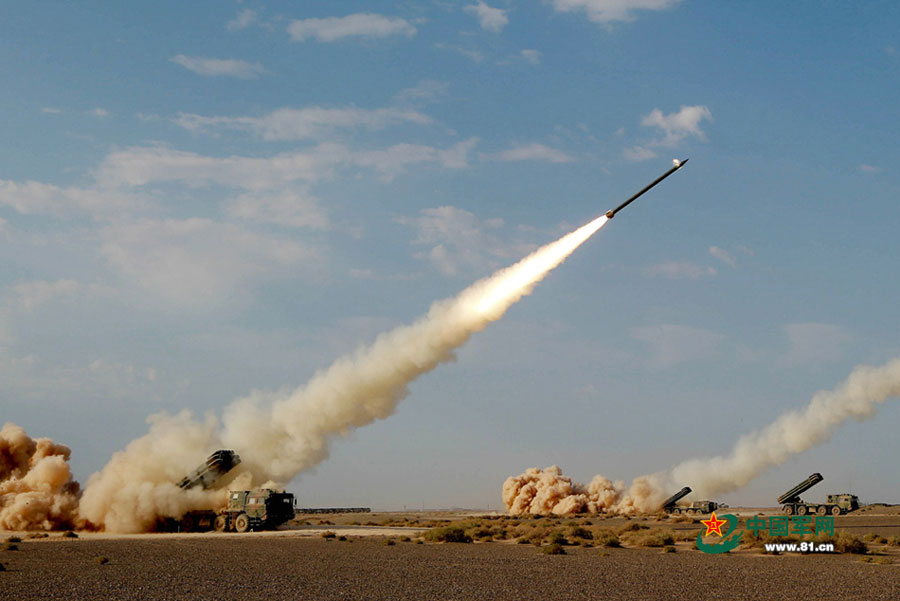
783,505,793,515
671,509,681,516
816,506,827,516
796,505,807,516
214,515,229,532
181,515,195,532
234,513,251,533
831,506,841,516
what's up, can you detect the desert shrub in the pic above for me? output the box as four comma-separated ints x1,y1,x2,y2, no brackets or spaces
888,536,900,546
547,531,568,546
471,528,494,541
568,526,593,541
338,536,348,542
1,543,18,551
6,537,21,543
668,514,693,524
26,533,49,539
399,536,411,542
320,531,336,539
625,529,675,548
541,543,566,555
860,556,892,565
833,532,868,554
616,522,648,535
424,527,472,543
0,562,5,572
318,520,333,525
663,545,677,553
95,556,109,565
383,538,395,546
579,541,594,548
596,532,621,548
62,531,78,538
416,540,424,545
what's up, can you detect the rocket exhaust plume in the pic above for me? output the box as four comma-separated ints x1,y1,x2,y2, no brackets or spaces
671,357,900,498
0,423,80,530
78,214,609,532
503,358,900,515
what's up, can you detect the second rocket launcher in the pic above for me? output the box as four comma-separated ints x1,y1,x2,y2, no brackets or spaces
605,158,689,219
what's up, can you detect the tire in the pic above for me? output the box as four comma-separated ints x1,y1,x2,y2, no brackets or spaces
214,515,229,532
671,509,681,516
181,516,195,532
796,505,807,516
783,505,794,515
234,513,251,533
816,506,827,516
831,506,841,516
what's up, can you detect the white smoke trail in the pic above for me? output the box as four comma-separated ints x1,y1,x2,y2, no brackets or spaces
672,357,900,498
503,358,900,515
80,215,609,532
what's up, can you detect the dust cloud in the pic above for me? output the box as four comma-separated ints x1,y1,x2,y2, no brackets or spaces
0,423,80,530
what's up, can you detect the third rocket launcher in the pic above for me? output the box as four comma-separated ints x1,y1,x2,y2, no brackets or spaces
605,158,689,219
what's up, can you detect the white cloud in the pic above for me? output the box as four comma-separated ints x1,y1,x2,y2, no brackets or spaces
225,189,329,229
859,164,882,173
287,13,416,42
623,145,657,162
0,178,142,217
170,54,266,79
393,80,449,105
521,49,542,64
708,246,736,267
783,323,852,366
644,261,716,279
95,144,346,190
464,1,509,33
13,279,109,312
486,143,574,163
227,9,257,31
174,106,432,140
397,206,537,276
631,324,724,368
435,43,484,62
640,105,712,147
91,108,109,118
100,218,314,307
96,139,478,191
42,107,62,114
551,0,683,24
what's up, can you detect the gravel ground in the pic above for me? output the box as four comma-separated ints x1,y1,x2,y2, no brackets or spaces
2,536,900,601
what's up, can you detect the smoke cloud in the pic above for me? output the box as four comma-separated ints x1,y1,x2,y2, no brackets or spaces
0,423,80,530
504,358,900,515
78,215,609,532
672,358,900,498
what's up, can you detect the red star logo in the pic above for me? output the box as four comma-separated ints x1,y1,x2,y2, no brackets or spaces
701,512,727,537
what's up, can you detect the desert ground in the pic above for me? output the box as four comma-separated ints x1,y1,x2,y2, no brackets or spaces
3,508,900,601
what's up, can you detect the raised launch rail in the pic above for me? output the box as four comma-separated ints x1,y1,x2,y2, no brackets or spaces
777,473,823,505
178,450,242,490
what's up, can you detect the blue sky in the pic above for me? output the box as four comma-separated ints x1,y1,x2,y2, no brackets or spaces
2,0,899,509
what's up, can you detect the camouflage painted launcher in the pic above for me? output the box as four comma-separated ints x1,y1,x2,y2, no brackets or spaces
661,486,692,509
777,473,823,505
178,450,242,490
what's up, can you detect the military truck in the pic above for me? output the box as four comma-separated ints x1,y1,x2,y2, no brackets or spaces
660,486,720,516
213,489,296,532
671,500,720,516
173,450,295,533
778,473,860,516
